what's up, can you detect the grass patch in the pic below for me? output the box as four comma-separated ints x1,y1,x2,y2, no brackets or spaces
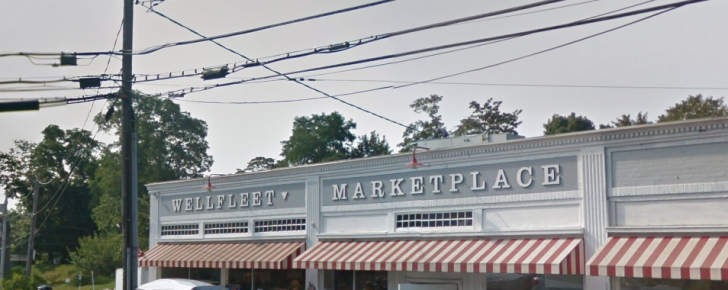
31,264,115,290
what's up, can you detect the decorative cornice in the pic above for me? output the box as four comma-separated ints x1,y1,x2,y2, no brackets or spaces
607,226,728,235
147,118,728,193
159,207,306,222
321,190,581,213
317,227,584,241
610,181,728,197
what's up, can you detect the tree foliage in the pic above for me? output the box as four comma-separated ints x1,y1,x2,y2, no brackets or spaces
543,113,595,135
238,157,276,173
599,112,651,129
453,98,522,136
88,94,214,251
658,95,728,122
0,125,100,262
399,95,449,152
280,112,357,165
69,232,123,277
350,131,392,158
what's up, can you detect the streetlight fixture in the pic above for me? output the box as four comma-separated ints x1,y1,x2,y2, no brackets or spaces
406,146,430,169
203,174,226,191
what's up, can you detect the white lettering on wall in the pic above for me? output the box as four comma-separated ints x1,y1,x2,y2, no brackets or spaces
206,196,214,210
542,165,561,185
240,193,249,207
430,175,443,193
185,198,193,211
450,173,464,192
390,179,405,196
332,184,348,200
411,177,424,194
265,190,275,205
326,162,568,203
217,195,225,209
493,169,511,189
172,199,182,212
353,183,365,199
195,197,203,210
517,167,533,187
228,194,237,208
471,172,486,191
371,181,384,198
252,192,262,206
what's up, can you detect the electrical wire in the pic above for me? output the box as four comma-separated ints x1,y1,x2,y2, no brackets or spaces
128,0,569,83
293,78,728,91
134,1,699,107
173,85,393,105
0,86,119,93
145,5,414,129
140,0,708,99
0,0,395,59
394,6,680,89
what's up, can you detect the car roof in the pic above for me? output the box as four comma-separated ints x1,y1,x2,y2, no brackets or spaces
137,279,225,290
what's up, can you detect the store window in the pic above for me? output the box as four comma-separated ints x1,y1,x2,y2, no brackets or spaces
161,224,199,236
190,268,221,285
485,274,583,290
160,267,188,279
228,269,252,290
396,211,473,229
254,219,306,233
620,277,728,290
323,271,387,290
159,268,221,285
252,269,306,290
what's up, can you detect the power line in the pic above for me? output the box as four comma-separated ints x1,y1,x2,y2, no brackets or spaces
294,78,728,91
144,5,414,129
174,85,393,105
0,0,395,60
275,0,659,80
394,6,680,88
139,0,708,99
126,0,569,84
147,2,700,106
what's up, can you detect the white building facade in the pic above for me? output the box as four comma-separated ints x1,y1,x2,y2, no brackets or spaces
140,118,728,290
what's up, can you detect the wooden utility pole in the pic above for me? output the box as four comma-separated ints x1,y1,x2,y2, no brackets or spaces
121,0,138,288
25,179,39,277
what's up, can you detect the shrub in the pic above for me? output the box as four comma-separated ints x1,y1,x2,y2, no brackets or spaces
69,232,123,277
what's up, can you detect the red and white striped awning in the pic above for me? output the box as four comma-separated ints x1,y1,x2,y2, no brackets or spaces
587,236,728,280
293,238,583,274
139,242,305,269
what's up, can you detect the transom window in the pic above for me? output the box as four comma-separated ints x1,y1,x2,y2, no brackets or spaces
204,222,248,235
161,224,199,236
254,219,306,233
396,211,473,229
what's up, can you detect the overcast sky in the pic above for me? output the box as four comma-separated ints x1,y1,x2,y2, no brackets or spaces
1,0,727,206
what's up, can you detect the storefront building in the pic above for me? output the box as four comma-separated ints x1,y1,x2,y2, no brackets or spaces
139,117,728,290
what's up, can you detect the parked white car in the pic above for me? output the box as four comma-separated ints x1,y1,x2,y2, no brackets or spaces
137,279,227,290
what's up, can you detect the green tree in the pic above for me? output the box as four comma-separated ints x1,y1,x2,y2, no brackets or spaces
599,112,651,129
0,125,100,263
543,113,595,135
453,98,522,136
399,95,448,152
2,273,32,290
238,157,277,173
69,232,123,277
280,112,356,165
658,95,728,122
88,93,213,250
350,131,392,158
